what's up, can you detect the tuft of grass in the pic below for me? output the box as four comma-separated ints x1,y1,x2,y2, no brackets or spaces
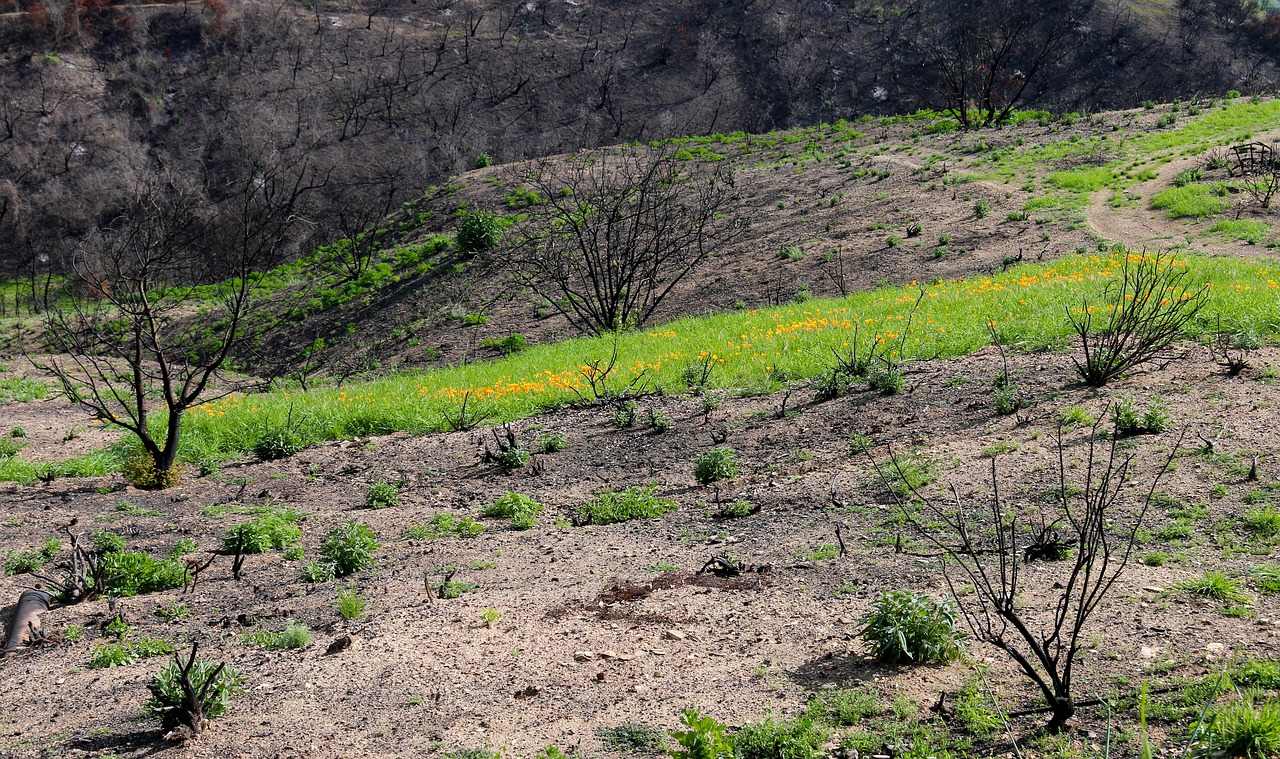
804,687,882,727
1175,570,1252,604
242,621,311,650
1242,505,1280,537
334,586,367,620
576,484,677,525
1201,695,1280,759
1211,219,1271,244
0,376,49,403
734,716,828,759
1250,564,1280,594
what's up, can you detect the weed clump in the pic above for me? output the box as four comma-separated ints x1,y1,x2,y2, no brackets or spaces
102,551,186,596
222,511,303,554
242,621,311,650
403,513,486,541
3,537,59,575
576,484,677,525
364,481,400,509
483,492,543,530
319,521,379,577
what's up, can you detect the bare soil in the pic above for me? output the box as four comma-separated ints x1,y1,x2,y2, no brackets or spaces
2,342,1278,757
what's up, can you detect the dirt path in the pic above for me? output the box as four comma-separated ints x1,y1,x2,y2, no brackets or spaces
1085,129,1280,254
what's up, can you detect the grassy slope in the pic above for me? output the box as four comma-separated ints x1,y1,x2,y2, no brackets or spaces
5,98,1280,481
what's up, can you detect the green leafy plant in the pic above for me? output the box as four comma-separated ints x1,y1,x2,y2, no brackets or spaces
669,709,733,759
1251,564,1280,594
576,484,677,525
644,408,672,432
974,198,991,218
299,561,336,583
804,687,881,726
403,513,486,541
858,589,965,664
480,607,501,628
365,481,400,510
612,400,638,429
1059,405,1096,427
481,333,528,355
102,551,186,596
156,602,191,621
733,716,828,759
3,537,59,575
484,492,543,530
320,521,379,577
694,446,739,485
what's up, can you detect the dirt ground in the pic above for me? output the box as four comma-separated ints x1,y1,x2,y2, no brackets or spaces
2,341,1279,758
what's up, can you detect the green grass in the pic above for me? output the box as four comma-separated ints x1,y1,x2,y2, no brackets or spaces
0,376,49,403
12,250,1280,480
1175,570,1252,604
1150,183,1229,218
1212,219,1271,244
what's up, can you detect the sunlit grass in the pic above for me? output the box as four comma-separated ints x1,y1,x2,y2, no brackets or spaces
160,250,1280,467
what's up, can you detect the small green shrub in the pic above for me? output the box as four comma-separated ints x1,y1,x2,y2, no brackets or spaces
484,492,543,530
146,655,244,730
474,152,493,169
1173,167,1204,187
222,511,303,554
694,446,739,485
859,589,965,664
576,484,677,525
169,537,198,557
320,521,378,577
669,710,733,759
365,481,400,510
456,210,504,255
435,580,478,599
480,333,528,355
1112,396,1169,436
612,400,638,429
495,445,530,470
973,198,991,219
253,427,304,461
89,642,137,669
868,367,904,394
644,408,671,432
242,621,311,650
299,561,336,583
334,586,368,620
